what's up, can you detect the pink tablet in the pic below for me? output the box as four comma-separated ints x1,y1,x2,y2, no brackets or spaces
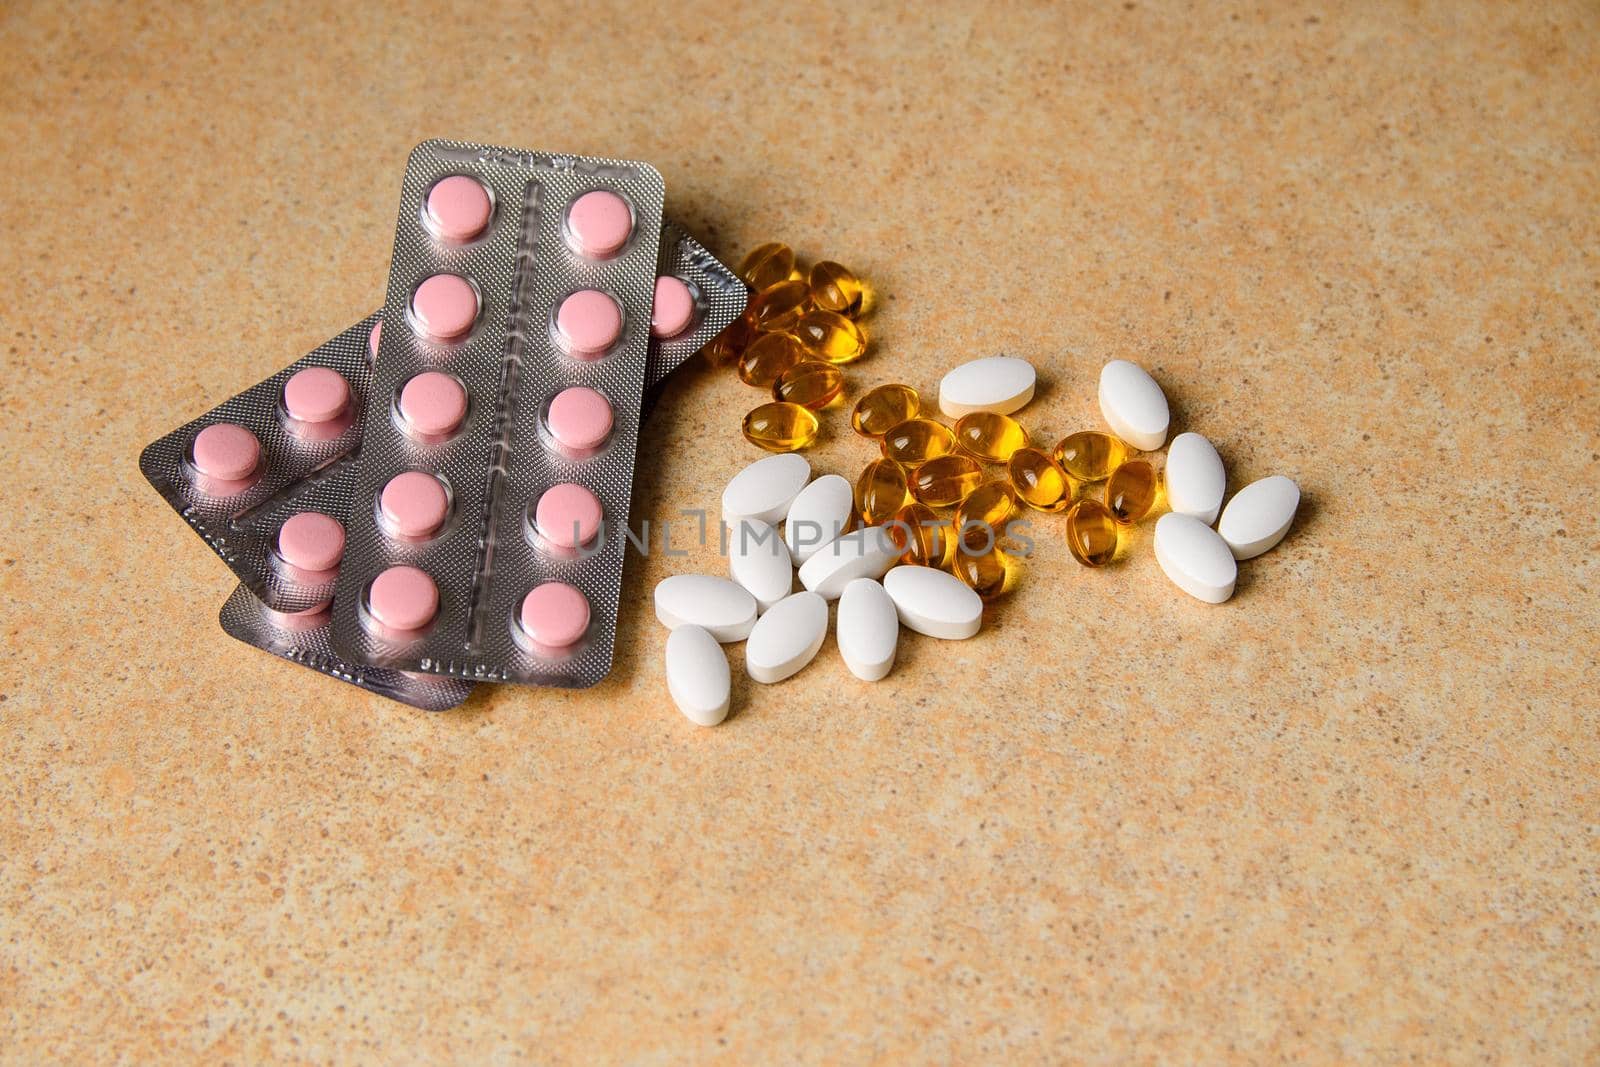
565,189,633,258
368,319,382,360
367,565,439,634
534,483,603,550
545,386,613,454
517,582,591,651
424,175,493,243
397,372,468,439
191,423,262,492
410,274,479,341
282,367,353,439
379,471,450,540
650,276,696,339
554,289,623,358
276,512,345,574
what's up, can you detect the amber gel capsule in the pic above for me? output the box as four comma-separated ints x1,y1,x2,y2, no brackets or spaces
1007,447,1072,512
912,454,982,508
738,242,797,291
738,332,806,387
1053,430,1127,482
852,383,919,437
742,402,818,452
809,260,866,317
881,418,956,466
744,279,810,333
793,310,867,364
955,411,1028,464
772,360,845,409
953,544,1010,600
855,458,910,525
956,481,1018,550
1065,498,1119,567
1105,459,1159,525
890,502,954,567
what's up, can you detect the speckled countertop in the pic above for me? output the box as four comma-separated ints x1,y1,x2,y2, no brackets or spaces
2,1,1596,1061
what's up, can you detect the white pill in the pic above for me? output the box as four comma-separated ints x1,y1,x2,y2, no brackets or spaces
745,591,828,684
1165,432,1226,525
938,355,1037,418
783,474,853,564
1097,360,1170,451
727,519,793,612
654,574,758,642
796,525,899,600
1154,513,1237,603
722,453,811,525
665,625,731,727
836,578,898,681
1217,475,1300,560
881,565,982,640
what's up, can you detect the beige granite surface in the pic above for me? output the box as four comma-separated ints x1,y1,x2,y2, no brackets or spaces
2,0,1597,1061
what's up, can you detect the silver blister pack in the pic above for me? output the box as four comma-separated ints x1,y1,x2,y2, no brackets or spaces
643,217,750,414
138,315,378,613
330,140,665,685
219,585,473,711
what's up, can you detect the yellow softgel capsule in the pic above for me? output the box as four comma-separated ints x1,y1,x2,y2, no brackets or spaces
738,242,797,291
808,260,866,318
1007,447,1072,512
792,309,867,364
744,279,810,333
851,383,920,437
955,480,1018,550
954,411,1028,464
855,458,910,525
1065,498,1119,567
1053,430,1126,482
881,418,956,466
704,317,755,367
890,502,954,568
1105,459,1160,525
772,360,845,409
952,545,1011,600
911,454,983,508
742,402,818,452
737,332,805,388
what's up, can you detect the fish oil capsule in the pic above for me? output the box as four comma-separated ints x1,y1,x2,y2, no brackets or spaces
737,331,805,387
1065,499,1119,567
954,411,1028,464
738,242,797,291
809,260,866,317
851,383,919,437
1007,447,1072,512
744,279,810,333
855,458,910,525
1053,430,1127,482
890,502,954,568
742,402,819,452
1105,459,1160,525
792,309,867,364
772,360,845,410
704,316,755,367
952,544,1011,600
955,481,1018,550
881,417,956,466
912,454,982,508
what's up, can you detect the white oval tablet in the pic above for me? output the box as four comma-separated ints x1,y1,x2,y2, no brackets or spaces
836,578,898,681
654,574,758,642
1217,475,1300,560
784,474,853,564
796,525,899,600
665,625,731,726
1154,513,1237,603
722,453,811,525
1165,432,1226,525
745,591,828,684
1097,360,1170,451
727,519,793,612
881,565,982,640
938,356,1037,418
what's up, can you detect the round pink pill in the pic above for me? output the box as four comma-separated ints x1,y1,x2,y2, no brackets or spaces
554,289,623,357
283,367,351,424
368,319,382,359
410,273,479,341
192,423,262,483
368,565,439,633
565,189,634,257
534,483,603,549
424,175,493,243
650,275,696,339
277,512,346,573
546,386,613,453
379,471,450,540
398,372,468,438
518,582,591,650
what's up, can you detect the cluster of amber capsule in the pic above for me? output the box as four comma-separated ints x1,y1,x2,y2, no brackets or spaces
721,242,871,453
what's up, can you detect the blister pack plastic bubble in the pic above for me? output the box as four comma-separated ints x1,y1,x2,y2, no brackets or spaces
218,584,473,711
643,218,750,413
330,140,665,685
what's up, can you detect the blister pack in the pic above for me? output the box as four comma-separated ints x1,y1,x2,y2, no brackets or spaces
644,218,750,413
330,140,666,685
219,585,473,711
